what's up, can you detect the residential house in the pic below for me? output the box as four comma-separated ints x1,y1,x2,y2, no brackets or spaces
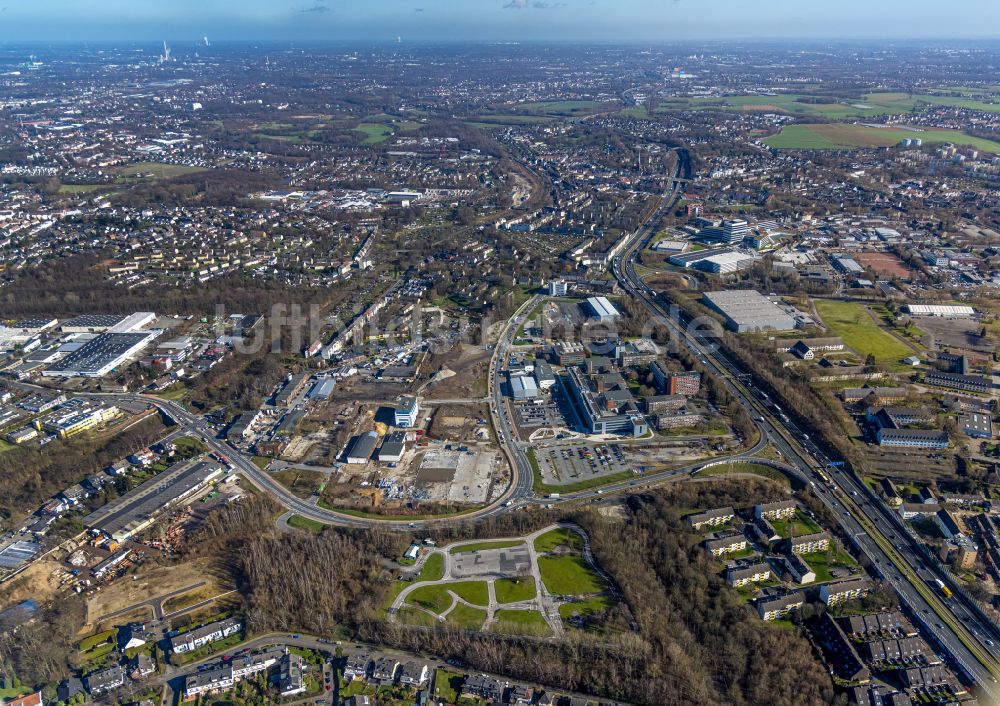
170,617,242,654
397,661,428,687
86,665,126,695
370,657,399,683
344,654,372,681
725,562,772,587
461,674,503,702
756,592,805,621
755,499,796,521
820,579,873,606
703,533,748,557
786,532,831,555
783,554,816,584
686,506,735,530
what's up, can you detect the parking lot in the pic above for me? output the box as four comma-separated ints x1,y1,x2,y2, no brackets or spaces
537,443,632,486
515,401,565,428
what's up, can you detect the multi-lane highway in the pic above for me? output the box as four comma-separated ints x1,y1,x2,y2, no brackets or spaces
606,165,1000,696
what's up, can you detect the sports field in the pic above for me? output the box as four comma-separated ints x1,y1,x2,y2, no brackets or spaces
814,299,913,365
764,123,1000,153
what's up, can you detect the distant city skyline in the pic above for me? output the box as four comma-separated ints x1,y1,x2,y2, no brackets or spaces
2,0,1000,43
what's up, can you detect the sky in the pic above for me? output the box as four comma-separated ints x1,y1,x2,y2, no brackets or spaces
1,0,999,43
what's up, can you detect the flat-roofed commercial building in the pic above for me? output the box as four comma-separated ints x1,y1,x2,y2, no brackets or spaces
83,461,224,542
584,296,620,322
702,290,797,333
36,402,120,438
509,374,539,401
43,331,157,378
903,304,975,317
60,314,128,333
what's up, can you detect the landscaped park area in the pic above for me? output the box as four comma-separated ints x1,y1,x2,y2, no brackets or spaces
389,525,615,638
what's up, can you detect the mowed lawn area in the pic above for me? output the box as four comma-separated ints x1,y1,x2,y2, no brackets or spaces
449,540,525,555
494,576,536,604
814,299,914,367
764,123,1000,153
491,609,552,637
408,581,488,613
769,509,822,540
445,603,487,630
537,555,605,596
533,527,584,553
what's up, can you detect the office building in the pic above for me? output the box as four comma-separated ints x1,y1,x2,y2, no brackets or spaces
548,280,568,296
564,367,647,436
394,396,419,427
720,219,750,244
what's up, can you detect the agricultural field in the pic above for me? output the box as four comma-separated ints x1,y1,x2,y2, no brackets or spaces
815,299,919,367
764,123,1000,153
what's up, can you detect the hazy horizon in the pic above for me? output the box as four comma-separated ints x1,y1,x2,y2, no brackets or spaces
2,0,999,44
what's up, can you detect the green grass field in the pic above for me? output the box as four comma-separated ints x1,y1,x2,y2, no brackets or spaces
814,299,915,366
117,161,210,180
494,576,537,604
417,553,445,582
764,123,1000,153
408,581,488,613
445,603,487,630
558,593,615,620
354,123,394,144
801,548,858,584
396,607,439,627
448,540,525,555
58,183,109,194
537,555,605,596
491,609,552,637
769,509,822,539
287,515,325,533
533,527,584,553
